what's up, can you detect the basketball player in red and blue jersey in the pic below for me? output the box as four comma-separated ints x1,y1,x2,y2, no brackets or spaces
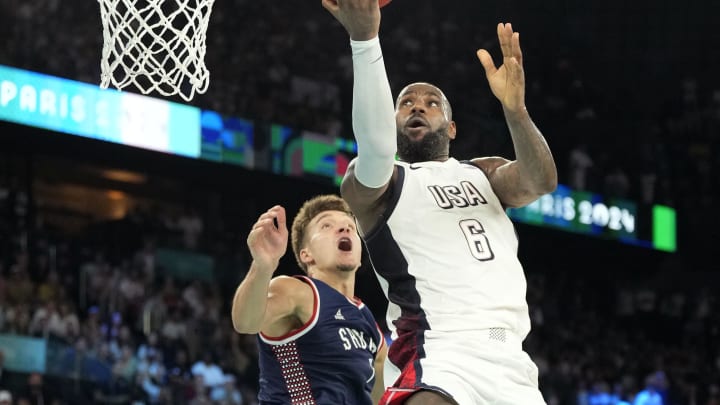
232,194,387,404
322,0,558,404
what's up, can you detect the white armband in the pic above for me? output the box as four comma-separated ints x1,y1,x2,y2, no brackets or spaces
350,36,397,188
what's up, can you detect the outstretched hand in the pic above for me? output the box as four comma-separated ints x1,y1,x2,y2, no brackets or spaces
321,0,380,41
247,205,289,272
476,23,526,113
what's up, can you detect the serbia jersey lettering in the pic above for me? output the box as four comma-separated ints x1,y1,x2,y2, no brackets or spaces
257,275,385,405
363,158,531,362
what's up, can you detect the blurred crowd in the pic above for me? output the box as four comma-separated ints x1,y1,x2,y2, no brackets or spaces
0,190,259,404
1,0,719,404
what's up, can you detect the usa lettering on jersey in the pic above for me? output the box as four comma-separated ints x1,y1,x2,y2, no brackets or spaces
428,181,488,209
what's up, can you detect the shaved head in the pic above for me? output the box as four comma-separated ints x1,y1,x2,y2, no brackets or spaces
396,82,452,121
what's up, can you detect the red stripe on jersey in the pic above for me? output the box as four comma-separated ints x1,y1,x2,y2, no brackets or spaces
260,276,320,343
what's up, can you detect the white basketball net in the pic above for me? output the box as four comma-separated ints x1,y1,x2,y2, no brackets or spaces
98,0,215,101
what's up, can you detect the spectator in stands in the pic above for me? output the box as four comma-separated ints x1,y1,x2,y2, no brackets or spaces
28,299,59,338
167,348,194,403
587,381,614,405
35,270,62,305
136,331,162,363
159,276,182,311
210,374,244,405
112,344,139,387
633,373,665,405
189,374,211,405
53,300,80,343
102,312,127,355
191,351,225,391
568,142,594,191
16,372,54,405
137,348,168,404
160,307,188,346
2,302,30,334
5,266,33,306
177,207,204,251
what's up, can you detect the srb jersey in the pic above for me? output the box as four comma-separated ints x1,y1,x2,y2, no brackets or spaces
364,158,531,342
257,275,384,405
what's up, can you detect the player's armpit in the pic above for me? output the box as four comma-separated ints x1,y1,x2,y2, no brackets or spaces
341,159,395,236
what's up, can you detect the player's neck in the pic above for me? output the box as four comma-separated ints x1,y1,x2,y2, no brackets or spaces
310,269,356,299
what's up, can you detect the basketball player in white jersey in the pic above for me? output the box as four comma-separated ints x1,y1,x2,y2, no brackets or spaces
322,0,558,404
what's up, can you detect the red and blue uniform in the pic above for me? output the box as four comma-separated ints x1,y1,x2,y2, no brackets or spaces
257,275,385,405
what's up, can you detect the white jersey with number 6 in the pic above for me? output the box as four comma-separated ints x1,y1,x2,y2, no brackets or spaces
364,157,531,341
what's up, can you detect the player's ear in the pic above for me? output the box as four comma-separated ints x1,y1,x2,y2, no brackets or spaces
448,121,457,140
300,248,314,266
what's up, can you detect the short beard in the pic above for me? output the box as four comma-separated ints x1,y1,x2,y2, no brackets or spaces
397,124,451,163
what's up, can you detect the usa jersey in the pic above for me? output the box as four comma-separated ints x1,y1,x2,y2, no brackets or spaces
257,275,385,405
364,158,531,346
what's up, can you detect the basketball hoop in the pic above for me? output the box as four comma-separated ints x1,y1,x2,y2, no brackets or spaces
97,0,215,101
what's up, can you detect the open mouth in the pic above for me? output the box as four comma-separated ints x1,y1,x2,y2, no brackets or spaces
338,237,352,252
406,116,428,129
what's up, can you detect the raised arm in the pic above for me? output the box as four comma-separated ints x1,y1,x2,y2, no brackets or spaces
231,206,311,336
323,0,398,232
475,22,557,208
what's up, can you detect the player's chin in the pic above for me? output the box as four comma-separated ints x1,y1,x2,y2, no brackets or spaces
336,261,359,273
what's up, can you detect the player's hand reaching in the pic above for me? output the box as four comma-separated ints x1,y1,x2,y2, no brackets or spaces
476,23,526,114
321,0,380,41
247,205,289,274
